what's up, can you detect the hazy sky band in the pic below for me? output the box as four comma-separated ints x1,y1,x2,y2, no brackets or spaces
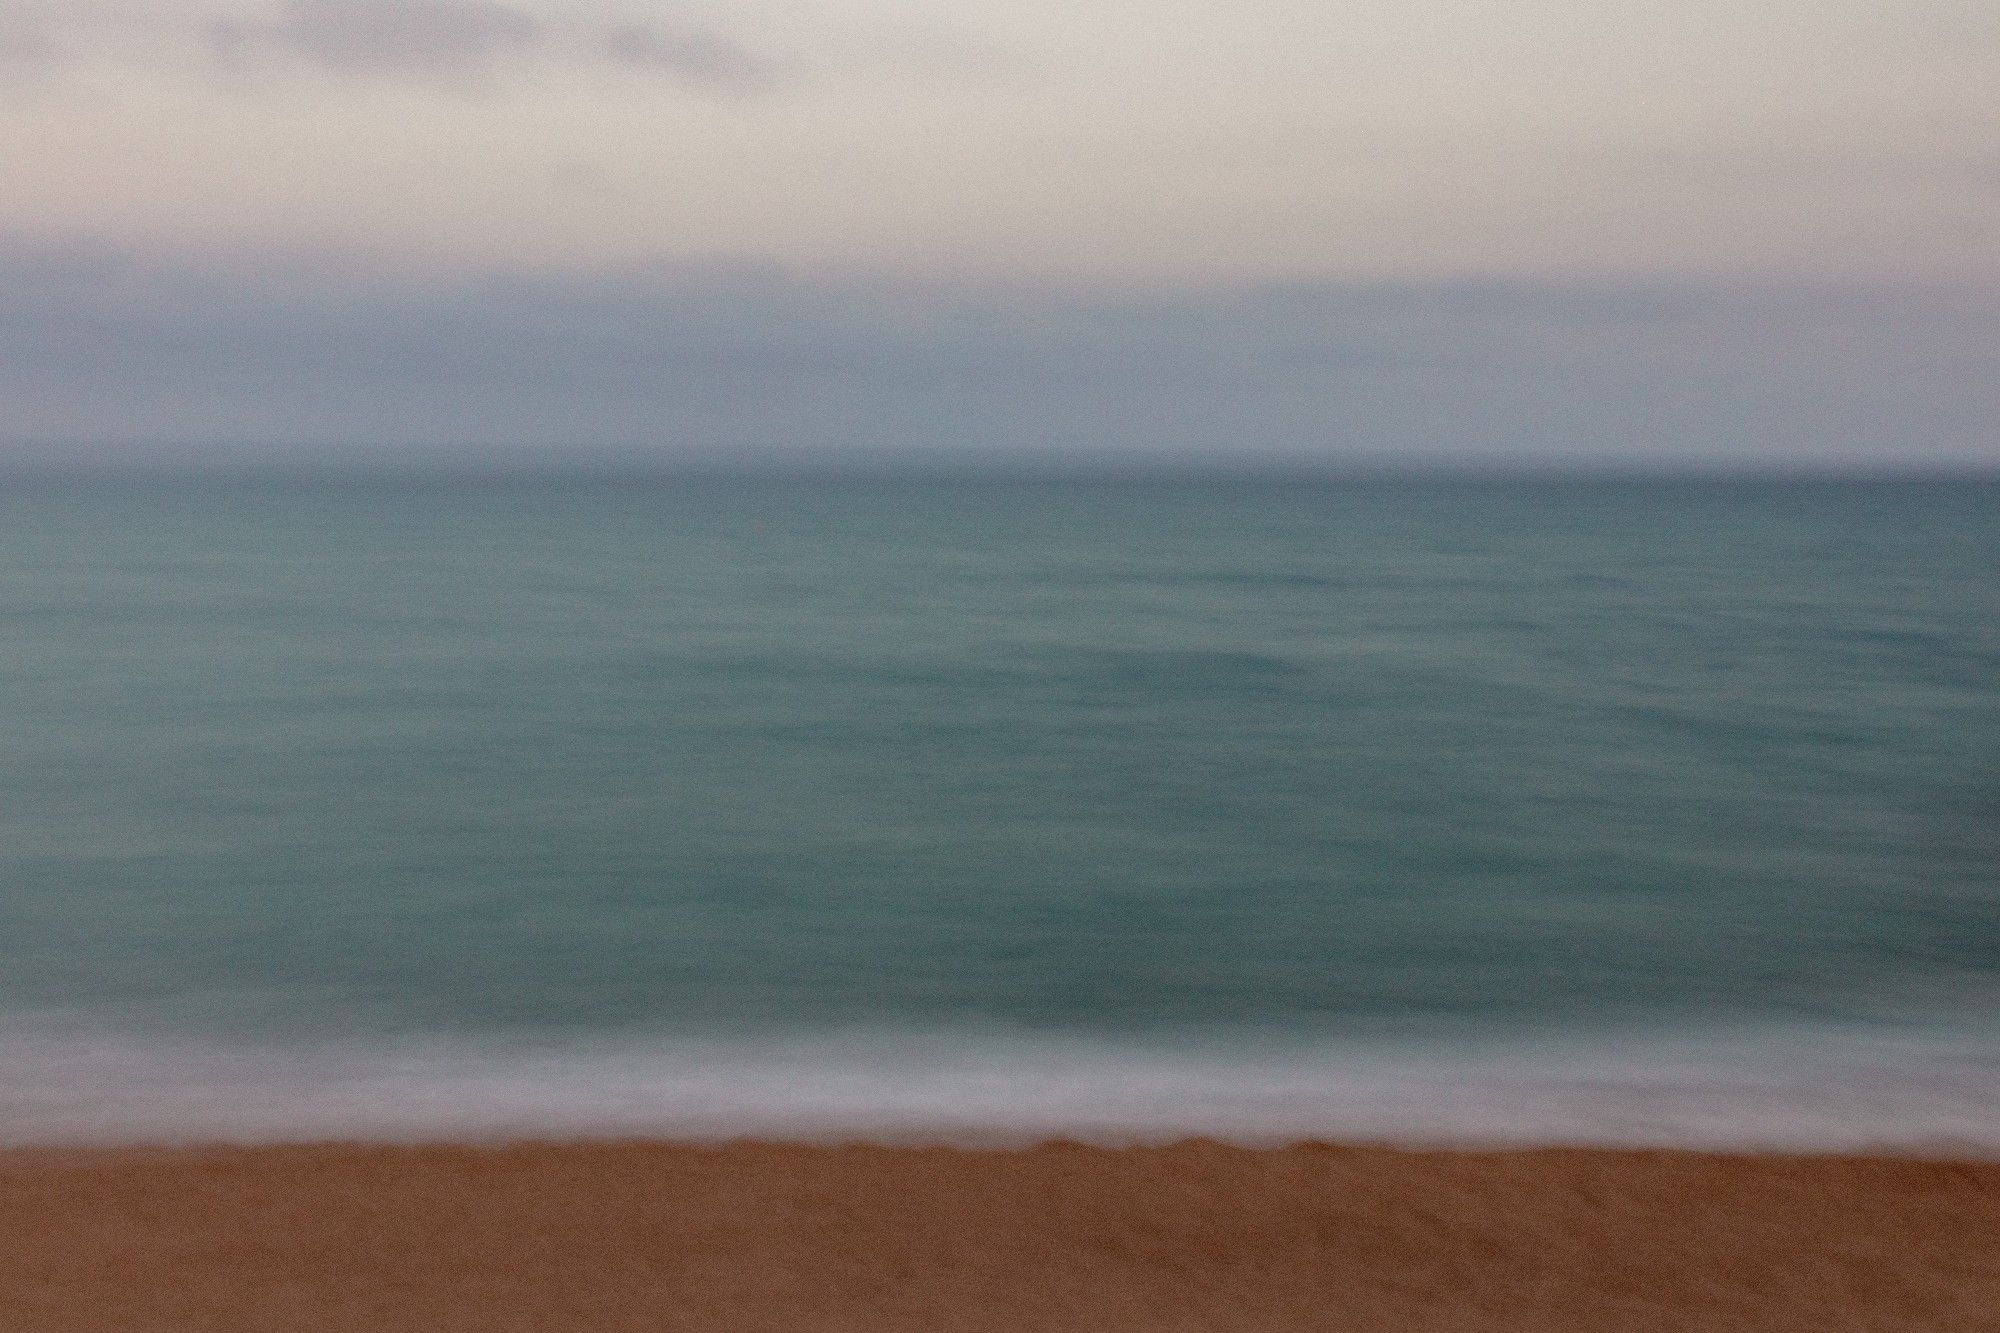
2,0,1995,460
4,253,1993,465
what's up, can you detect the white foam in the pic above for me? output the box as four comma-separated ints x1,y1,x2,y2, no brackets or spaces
4,1018,1999,1152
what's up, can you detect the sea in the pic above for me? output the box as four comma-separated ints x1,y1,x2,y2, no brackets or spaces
2,471,1997,1149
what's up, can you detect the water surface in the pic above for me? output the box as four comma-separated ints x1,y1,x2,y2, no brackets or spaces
3,476,1996,1144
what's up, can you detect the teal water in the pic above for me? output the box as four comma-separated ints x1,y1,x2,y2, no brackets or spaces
3,476,1997,1144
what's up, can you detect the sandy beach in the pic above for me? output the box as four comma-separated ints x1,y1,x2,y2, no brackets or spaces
3,1139,1996,1331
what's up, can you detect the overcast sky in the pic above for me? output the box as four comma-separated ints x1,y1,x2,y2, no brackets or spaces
3,0,1996,465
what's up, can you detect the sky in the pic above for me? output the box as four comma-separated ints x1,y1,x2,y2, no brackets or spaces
2,0,1996,466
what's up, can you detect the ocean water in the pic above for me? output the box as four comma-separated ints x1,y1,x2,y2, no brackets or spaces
2,474,1997,1148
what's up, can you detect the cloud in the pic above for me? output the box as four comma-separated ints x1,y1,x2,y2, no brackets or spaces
208,0,541,78
0,8,61,64
1,244,1994,467
603,22,775,92
4,2,777,93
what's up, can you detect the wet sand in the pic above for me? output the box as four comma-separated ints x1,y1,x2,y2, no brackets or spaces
3,1139,1997,1331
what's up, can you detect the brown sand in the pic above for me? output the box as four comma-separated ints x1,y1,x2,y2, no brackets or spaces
3,1140,1998,1331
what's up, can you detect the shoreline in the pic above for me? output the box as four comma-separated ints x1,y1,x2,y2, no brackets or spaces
11,1018,2000,1152
6,1138,1997,1330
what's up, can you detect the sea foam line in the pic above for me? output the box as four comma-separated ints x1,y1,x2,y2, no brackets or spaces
4,1020,1999,1152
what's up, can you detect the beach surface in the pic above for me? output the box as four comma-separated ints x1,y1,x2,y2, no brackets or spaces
3,1139,1997,1331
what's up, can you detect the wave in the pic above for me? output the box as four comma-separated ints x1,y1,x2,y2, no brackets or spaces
6,1016,2000,1153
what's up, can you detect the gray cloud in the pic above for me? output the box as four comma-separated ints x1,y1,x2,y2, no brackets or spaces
603,21,775,92
4,2,778,92
208,0,541,78
0,9,59,64
1,244,1994,468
